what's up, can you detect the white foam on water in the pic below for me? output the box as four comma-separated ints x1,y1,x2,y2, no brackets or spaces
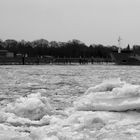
2,79,140,139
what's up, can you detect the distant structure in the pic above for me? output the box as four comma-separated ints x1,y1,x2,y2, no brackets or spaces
118,36,122,53
0,50,14,58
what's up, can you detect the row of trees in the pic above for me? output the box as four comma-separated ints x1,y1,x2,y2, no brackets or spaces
0,39,139,58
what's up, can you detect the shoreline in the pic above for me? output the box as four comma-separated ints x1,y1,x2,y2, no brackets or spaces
0,57,113,65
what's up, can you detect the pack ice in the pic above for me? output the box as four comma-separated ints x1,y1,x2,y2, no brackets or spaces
1,79,140,140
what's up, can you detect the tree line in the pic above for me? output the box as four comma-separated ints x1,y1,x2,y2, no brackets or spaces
0,39,139,58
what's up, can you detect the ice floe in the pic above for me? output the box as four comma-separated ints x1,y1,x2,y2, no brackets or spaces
74,78,140,111
4,93,53,120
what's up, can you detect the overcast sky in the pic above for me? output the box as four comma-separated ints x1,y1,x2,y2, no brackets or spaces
0,0,140,46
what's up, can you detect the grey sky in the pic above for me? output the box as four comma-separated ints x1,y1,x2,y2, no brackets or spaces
0,0,140,46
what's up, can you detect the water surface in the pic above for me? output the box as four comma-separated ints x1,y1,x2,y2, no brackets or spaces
0,64,140,139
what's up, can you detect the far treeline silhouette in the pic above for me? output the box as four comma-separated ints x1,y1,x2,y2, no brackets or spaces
0,39,140,58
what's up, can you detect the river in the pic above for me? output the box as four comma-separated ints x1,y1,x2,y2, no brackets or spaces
0,64,140,139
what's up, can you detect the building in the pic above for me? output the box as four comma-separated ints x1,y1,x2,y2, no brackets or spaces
0,50,14,58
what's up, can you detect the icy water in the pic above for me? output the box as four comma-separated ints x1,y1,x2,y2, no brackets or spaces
1,64,140,139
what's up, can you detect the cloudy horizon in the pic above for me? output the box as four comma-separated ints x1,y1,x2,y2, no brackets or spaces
0,0,140,47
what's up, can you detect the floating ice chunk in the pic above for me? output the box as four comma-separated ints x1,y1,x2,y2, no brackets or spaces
74,79,140,111
0,111,51,127
112,84,140,97
5,93,53,120
0,130,31,140
30,128,59,140
63,111,106,131
0,123,31,140
85,78,125,94
29,111,106,140
29,111,140,140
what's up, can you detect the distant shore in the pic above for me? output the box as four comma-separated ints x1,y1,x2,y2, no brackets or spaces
0,57,113,65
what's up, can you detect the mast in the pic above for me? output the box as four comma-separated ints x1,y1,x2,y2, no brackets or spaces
118,36,122,53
